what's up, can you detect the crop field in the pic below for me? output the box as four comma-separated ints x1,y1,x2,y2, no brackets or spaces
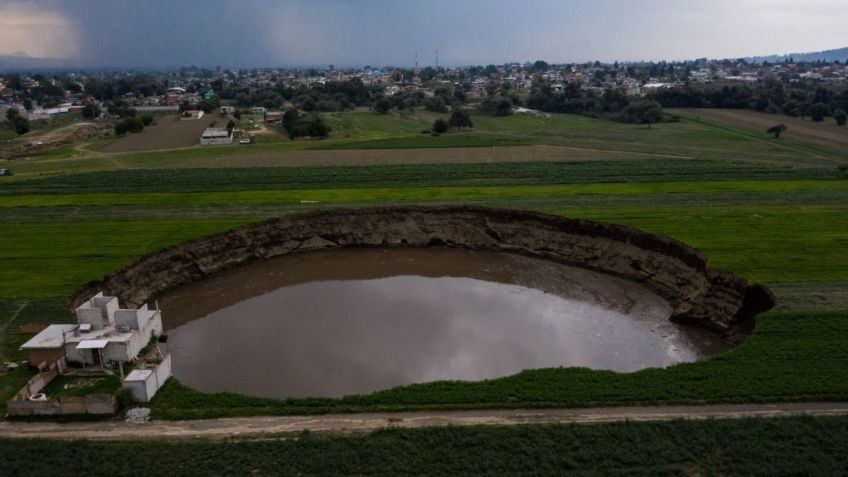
3,416,848,475
0,111,846,426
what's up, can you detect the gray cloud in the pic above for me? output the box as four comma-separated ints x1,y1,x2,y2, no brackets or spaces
3,0,847,66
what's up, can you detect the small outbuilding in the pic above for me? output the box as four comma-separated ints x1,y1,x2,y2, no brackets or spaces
200,127,233,145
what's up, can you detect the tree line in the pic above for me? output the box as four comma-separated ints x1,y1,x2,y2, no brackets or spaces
649,82,848,124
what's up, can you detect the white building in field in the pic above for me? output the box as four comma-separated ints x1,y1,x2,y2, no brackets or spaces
200,127,233,145
20,293,163,367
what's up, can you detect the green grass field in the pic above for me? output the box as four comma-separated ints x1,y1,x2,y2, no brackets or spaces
1,111,846,424
3,416,848,476
3,109,846,178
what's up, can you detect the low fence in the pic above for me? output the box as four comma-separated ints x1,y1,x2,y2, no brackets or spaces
132,105,179,112
6,358,118,416
11,359,65,401
6,394,117,416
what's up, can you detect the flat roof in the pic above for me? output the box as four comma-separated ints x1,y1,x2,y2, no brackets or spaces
125,369,153,382
76,339,109,350
20,325,77,349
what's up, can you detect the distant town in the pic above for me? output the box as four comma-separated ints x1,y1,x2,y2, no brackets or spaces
1,56,847,151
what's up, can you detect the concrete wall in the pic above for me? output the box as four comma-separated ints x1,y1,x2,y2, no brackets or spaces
69,206,775,339
6,395,116,416
122,354,172,402
26,348,65,367
76,308,107,330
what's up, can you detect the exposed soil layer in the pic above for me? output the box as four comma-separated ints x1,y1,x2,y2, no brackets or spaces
69,206,774,339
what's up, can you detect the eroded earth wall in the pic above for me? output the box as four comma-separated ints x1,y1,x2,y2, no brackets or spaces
69,206,774,338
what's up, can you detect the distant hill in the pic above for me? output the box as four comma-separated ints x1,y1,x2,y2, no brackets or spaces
0,53,81,71
747,47,848,63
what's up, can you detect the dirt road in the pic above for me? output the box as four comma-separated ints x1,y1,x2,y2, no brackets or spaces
2,402,846,441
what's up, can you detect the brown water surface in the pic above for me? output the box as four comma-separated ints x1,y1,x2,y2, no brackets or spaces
159,248,730,399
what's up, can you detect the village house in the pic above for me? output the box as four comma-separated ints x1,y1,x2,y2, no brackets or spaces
180,109,205,120
20,292,162,368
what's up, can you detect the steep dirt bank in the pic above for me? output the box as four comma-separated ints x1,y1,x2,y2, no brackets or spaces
69,206,774,339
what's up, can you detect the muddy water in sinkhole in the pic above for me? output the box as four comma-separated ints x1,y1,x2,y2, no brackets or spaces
158,248,730,399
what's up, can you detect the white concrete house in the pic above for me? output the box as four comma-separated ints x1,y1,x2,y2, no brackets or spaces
21,293,162,367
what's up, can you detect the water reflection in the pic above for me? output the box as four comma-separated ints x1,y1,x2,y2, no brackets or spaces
162,249,727,399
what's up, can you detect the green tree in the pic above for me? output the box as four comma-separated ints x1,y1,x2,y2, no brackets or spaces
766,123,788,139
114,117,144,135
480,95,513,116
81,103,101,119
449,108,473,131
5,108,30,135
810,102,828,122
373,97,392,114
835,109,847,126
617,101,663,125
424,96,447,113
432,118,448,134
282,108,299,133
22,99,33,112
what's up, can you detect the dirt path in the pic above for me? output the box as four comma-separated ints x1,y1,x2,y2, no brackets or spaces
2,402,846,441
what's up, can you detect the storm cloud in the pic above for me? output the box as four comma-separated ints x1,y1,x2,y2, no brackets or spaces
2,0,847,67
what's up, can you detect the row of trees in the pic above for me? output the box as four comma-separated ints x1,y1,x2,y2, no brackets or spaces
649,83,848,124
527,83,665,124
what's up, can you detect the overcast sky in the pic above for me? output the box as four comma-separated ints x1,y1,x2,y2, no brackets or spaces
1,0,847,67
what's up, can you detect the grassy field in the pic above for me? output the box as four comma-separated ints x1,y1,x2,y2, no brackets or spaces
3,109,846,178
674,107,848,151
0,111,846,422
3,416,848,475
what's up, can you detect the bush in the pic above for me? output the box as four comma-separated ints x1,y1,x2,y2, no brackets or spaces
448,108,473,130
432,118,448,134
287,114,331,139
835,109,847,126
114,117,144,135
617,101,663,124
373,97,392,114
141,115,154,126
810,102,829,122
424,97,448,113
5,108,30,135
479,95,513,116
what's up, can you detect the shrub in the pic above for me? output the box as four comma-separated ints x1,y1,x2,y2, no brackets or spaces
141,115,154,126
810,102,828,122
114,117,144,135
618,101,663,124
432,118,448,134
424,97,448,113
835,109,847,126
373,97,392,114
